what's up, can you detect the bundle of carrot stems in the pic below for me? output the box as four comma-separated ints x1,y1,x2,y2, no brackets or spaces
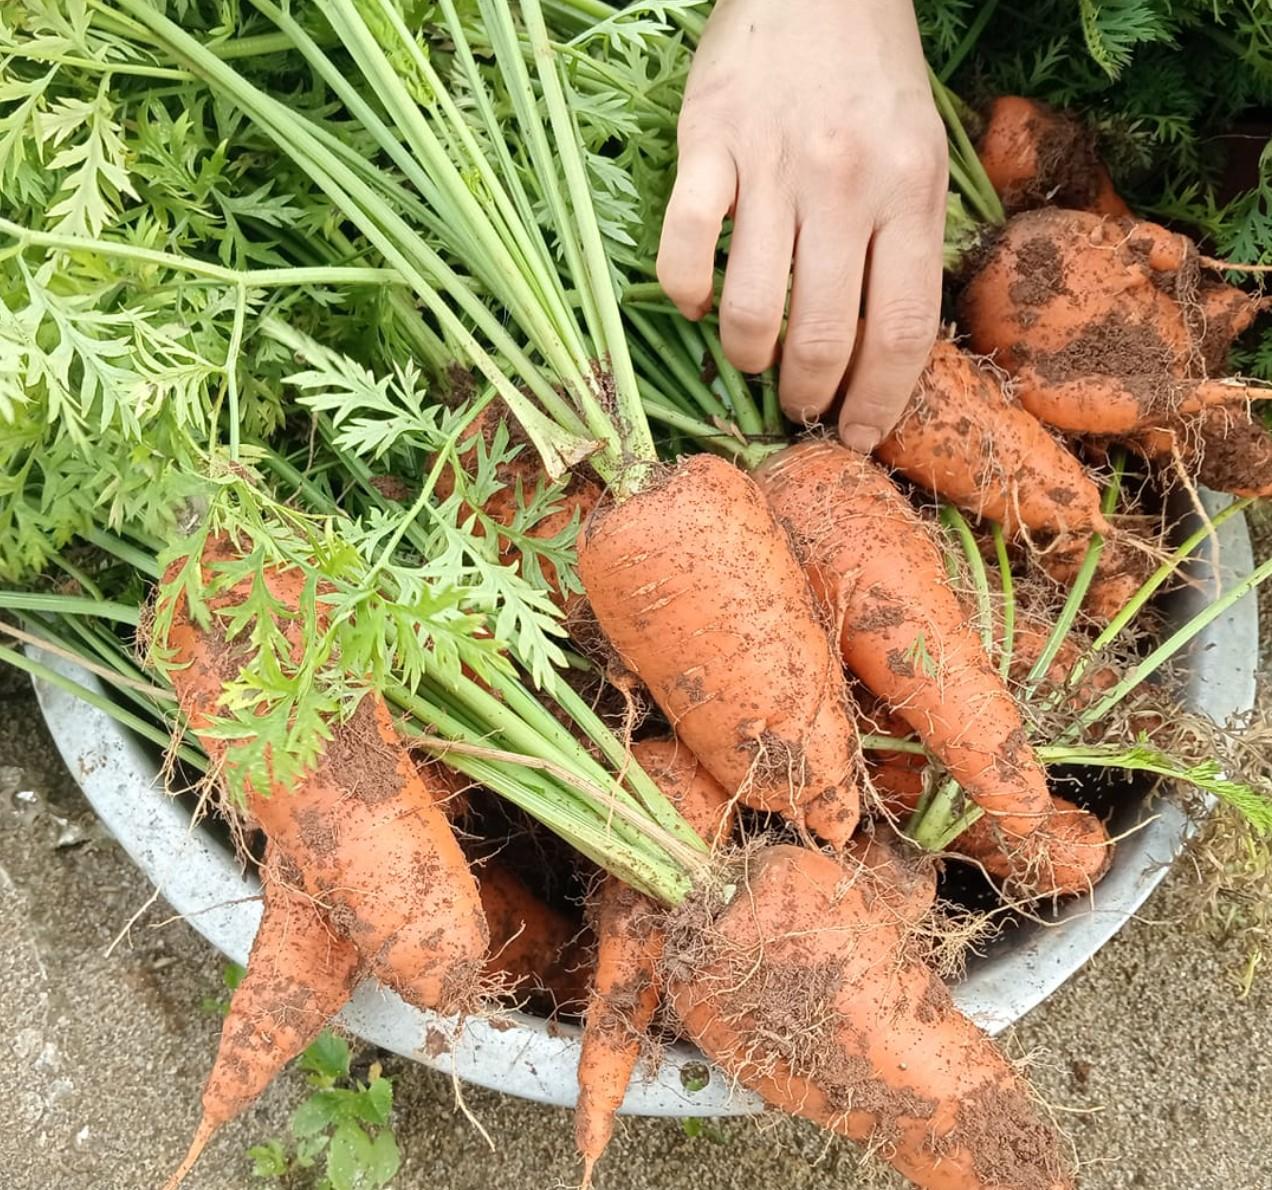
2,3,1272,1189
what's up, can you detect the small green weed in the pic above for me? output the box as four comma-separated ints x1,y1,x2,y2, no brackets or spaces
248,1029,400,1190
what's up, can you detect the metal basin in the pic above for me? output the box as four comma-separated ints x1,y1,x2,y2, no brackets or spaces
30,490,1258,1117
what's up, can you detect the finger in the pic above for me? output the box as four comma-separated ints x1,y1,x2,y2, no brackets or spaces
838,212,943,453
657,142,736,319
778,214,868,424
719,184,796,373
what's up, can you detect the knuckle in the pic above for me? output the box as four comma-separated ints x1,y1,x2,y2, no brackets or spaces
786,324,854,373
804,127,857,177
887,133,948,188
721,296,781,340
874,298,939,358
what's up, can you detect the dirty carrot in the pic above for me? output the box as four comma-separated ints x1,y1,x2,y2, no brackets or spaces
876,338,1109,538
577,453,863,846
163,849,361,1190
756,441,1068,848
668,845,1072,1190
575,738,734,1186
976,95,1129,217
159,537,490,1015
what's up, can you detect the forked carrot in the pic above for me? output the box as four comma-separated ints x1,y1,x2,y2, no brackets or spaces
755,442,1070,849
159,537,489,1015
162,848,361,1190
575,738,734,1186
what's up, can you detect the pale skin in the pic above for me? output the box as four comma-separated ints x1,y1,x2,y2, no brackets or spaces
657,0,948,452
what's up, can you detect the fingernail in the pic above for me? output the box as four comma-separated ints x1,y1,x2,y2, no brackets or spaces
839,423,882,454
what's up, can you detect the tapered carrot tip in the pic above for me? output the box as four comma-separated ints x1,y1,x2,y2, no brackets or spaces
161,1116,218,1190
580,1154,598,1190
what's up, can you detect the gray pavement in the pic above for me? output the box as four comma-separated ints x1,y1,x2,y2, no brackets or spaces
4,514,1272,1190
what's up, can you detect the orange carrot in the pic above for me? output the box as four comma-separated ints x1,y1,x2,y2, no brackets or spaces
958,208,1268,438
756,442,1066,847
575,875,664,1189
871,756,1112,897
479,862,590,1012
1036,533,1155,624
851,826,938,925
575,738,734,1186
977,96,1130,217
668,844,1073,1190
577,454,862,846
163,849,362,1190
159,538,489,1015
876,338,1109,538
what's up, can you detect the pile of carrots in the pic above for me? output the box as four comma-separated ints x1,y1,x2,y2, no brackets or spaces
131,86,1268,1190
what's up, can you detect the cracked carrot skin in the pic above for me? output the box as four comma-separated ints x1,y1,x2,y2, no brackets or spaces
755,441,1059,844
574,738,735,1187
577,454,862,845
668,845,1073,1190
160,539,489,1017
876,339,1109,538
163,848,362,1190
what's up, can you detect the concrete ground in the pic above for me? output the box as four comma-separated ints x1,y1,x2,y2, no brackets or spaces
4,515,1272,1190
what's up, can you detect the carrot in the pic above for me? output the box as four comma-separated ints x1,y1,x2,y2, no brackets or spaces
871,757,1112,898
667,844,1072,1190
958,208,1269,438
574,738,734,1186
977,96,1130,218
160,538,489,1015
1036,533,1155,624
577,454,862,846
876,338,1109,538
1190,405,1272,498
575,875,664,1189
163,848,361,1190
479,862,590,1011
755,442,1064,846
851,826,938,926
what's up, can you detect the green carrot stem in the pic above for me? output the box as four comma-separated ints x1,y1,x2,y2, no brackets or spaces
697,322,765,437
938,0,1002,81
941,505,994,652
1022,456,1124,699
0,643,206,771
1069,551,1272,739
991,524,1015,680
0,593,140,624
0,217,400,289
1065,497,1253,694
626,310,730,420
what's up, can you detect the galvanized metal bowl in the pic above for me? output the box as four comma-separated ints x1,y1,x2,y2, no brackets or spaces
31,490,1258,1118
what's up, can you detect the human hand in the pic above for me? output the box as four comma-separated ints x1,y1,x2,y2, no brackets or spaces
656,0,948,452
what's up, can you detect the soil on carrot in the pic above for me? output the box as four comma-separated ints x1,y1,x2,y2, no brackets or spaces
1003,109,1105,214
950,1081,1068,1190
1008,235,1069,311
1196,409,1272,493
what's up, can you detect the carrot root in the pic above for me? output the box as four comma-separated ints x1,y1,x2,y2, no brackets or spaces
668,845,1073,1190
755,442,1056,845
578,455,861,841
